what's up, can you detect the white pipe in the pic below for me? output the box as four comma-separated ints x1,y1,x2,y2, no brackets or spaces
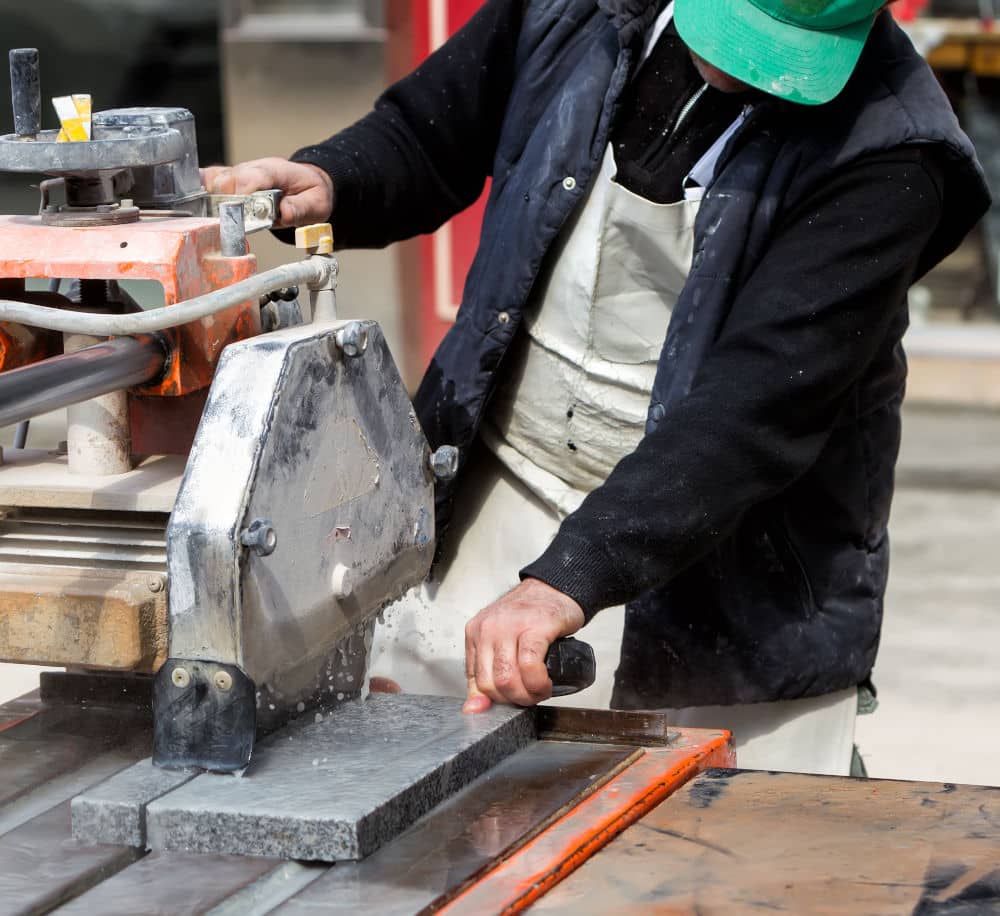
64,333,133,476
0,259,329,336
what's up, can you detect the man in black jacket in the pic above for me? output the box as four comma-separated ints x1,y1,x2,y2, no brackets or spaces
206,0,988,772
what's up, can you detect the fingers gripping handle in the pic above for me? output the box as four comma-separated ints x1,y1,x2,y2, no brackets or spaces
544,637,596,698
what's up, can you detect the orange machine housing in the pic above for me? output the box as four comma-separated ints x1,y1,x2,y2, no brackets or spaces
0,215,261,455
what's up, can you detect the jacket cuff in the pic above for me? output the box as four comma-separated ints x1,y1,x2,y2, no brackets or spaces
519,532,627,622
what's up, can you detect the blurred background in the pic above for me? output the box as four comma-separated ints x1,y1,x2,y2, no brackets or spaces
0,0,998,787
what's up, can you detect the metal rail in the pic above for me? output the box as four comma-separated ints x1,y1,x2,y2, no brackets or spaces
0,335,167,429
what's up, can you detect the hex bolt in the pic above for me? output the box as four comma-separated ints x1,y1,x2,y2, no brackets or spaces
214,670,233,692
251,197,271,220
335,322,368,358
171,667,191,689
240,518,277,556
429,445,460,481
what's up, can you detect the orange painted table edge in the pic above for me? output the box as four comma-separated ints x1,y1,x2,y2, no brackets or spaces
441,727,735,915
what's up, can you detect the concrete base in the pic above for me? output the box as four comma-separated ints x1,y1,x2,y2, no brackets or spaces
72,694,534,862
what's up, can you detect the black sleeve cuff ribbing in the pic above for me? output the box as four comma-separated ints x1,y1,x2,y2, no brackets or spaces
519,531,628,622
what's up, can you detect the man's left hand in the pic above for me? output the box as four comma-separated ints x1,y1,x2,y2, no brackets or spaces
463,578,585,713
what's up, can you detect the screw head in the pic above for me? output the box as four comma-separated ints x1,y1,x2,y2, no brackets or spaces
171,667,190,689
429,445,460,481
335,322,368,358
214,670,233,692
147,576,165,593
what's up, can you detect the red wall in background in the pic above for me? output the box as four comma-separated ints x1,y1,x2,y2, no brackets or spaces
390,0,488,383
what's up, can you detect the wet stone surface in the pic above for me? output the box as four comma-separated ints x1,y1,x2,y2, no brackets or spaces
72,759,198,848
77,694,534,862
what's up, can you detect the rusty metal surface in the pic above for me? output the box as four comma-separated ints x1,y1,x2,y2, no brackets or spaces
0,563,168,672
535,707,673,746
0,691,40,731
0,283,75,373
276,740,638,915
0,320,60,373
532,768,1000,914
0,216,260,405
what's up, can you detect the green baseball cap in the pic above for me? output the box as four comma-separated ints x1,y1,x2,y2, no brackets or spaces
674,0,886,106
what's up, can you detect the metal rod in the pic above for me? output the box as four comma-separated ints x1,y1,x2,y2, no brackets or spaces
12,421,28,448
0,258,330,336
218,200,247,257
0,335,167,429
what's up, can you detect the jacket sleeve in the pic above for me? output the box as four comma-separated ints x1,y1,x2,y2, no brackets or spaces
521,149,947,618
287,0,525,249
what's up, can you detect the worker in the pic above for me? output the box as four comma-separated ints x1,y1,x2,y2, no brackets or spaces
204,0,988,775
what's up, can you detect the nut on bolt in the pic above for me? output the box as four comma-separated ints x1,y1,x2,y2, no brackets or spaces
241,518,277,556
335,322,368,358
429,445,460,481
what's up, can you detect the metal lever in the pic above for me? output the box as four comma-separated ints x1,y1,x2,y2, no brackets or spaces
9,48,40,139
544,636,596,698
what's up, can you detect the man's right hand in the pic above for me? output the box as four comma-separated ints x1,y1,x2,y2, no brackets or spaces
201,158,334,229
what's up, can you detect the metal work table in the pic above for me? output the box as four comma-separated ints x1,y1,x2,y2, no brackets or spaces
0,681,731,915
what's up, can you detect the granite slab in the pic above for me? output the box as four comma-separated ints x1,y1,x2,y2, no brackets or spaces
71,759,198,847
79,694,534,862
274,740,637,915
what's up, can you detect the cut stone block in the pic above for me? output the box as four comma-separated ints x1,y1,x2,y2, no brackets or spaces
78,694,534,862
72,759,197,847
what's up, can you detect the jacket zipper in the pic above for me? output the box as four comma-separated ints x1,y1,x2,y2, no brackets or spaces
663,82,708,139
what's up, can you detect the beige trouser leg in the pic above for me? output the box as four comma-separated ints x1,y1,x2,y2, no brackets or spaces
368,450,858,775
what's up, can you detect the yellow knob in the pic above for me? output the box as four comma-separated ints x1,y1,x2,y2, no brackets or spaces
295,223,334,255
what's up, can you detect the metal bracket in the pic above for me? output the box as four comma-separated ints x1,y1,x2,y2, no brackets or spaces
208,189,282,234
153,658,256,771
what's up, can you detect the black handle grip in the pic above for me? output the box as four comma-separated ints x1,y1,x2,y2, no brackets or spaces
9,48,40,138
544,636,596,698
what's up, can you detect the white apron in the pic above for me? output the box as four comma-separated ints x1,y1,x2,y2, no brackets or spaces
369,10,858,774
370,138,697,705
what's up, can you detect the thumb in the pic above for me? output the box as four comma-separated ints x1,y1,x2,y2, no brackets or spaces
463,675,492,714
282,184,333,228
